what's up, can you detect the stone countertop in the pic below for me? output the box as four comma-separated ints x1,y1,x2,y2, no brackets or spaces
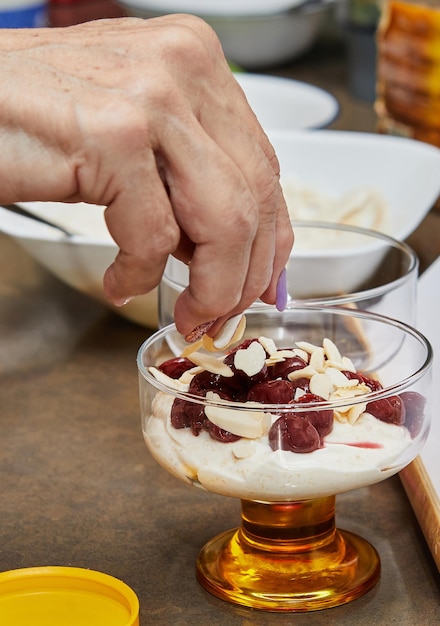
1,24,439,626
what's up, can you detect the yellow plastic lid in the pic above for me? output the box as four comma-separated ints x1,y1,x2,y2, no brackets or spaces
0,566,139,626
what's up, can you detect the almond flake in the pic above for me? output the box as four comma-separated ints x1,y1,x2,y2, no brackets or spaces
294,388,306,400
341,356,356,372
309,372,332,400
232,440,257,459
234,340,266,377
187,352,233,377
212,314,245,350
276,349,299,358
295,341,319,354
149,366,189,392
266,349,300,366
325,359,349,371
265,354,286,365
309,347,326,372
334,409,348,423
200,334,216,352
325,367,353,388
205,392,271,438
292,348,310,362
181,339,203,358
323,338,342,364
287,364,317,381
179,366,203,384
347,403,367,424
230,314,247,344
330,384,370,400
203,315,247,352
258,336,277,356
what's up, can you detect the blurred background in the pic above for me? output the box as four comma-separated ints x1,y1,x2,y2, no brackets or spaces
44,0,380,103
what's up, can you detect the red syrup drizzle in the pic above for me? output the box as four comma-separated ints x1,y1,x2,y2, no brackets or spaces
326,441,383,449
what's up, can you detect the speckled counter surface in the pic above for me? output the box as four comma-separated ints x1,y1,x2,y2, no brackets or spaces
1,30,439,626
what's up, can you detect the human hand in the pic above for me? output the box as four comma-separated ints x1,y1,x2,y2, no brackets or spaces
0,15,293,335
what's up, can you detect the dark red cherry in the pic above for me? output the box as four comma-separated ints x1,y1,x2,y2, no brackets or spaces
367,395,405,425
400,391,426,438
289,377,311,394
247,379,294,404
269,415,321,453
204,420,241,443
269,356,308,380
189,370,222,395
343,370,383,392
289,393,334,437
159,357,194,379
170,397,205,435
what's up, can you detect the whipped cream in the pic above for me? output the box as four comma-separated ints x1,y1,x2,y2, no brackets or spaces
282,177,390,234
144,393,412,501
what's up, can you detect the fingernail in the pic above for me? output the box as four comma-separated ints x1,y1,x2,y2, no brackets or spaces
185,320,216,343
276,268,288,312
113,296,134,307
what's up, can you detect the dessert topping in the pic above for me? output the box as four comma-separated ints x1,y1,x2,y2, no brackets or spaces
150,334,425,454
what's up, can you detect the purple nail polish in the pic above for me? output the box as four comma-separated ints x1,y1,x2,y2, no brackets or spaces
276,268,288,312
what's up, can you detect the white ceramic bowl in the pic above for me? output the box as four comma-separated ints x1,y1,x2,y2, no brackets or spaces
118,0,312,16
0,202,158,328
116,0,333,69
271,129,440,242
1,130,439,328
234,73,338,131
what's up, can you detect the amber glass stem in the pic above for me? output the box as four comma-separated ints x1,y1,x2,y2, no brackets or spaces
196,497,380,612
241,497,337,553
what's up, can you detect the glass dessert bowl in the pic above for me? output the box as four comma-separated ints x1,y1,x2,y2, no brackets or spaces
137,305,432,612
159,221,419,331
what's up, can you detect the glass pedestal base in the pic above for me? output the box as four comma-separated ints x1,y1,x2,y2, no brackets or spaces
196,497,380,612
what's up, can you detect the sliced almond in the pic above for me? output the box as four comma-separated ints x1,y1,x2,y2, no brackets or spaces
294,388,307,400
230,314,247,344
295,341,319,354
347,402,367,424
293,348,310,362
234,340,266,377
330,383,370,399
323,338,342,365
211,314,244,350
149,366,189,392
205,392,271,438
266,349,300,366
258,335,278,356
181,339,203,358
200,334,217,352
325,367,353,388
341,356,356,373
187,352,233,377
325,359,349,371
334,410,347,424
309,346,326,373
309,372,332,400
179,366,203,384
287,364,317,381
277,349,299,358
265,354,286,365
232,440,257,459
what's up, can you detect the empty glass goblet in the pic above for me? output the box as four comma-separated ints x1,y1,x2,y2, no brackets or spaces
159,221,418,331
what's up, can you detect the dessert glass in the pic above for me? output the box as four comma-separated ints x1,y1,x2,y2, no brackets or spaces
137,305,432,612
159,221,419,330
